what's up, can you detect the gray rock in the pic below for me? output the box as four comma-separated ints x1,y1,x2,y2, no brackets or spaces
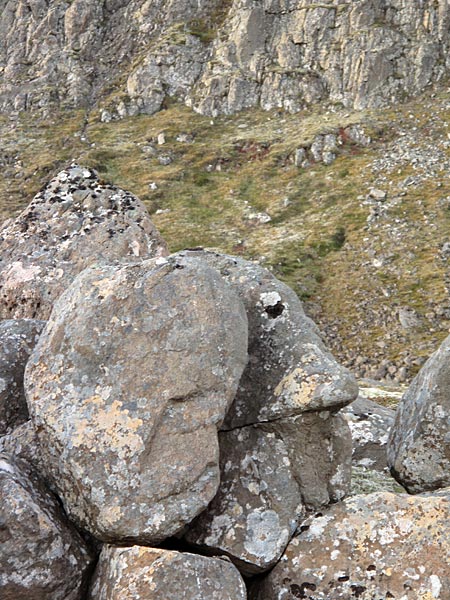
0,454,95,600
388,334,450,493
0,319,45,435
25,254,248,544
186,412,351,575
176,251,358,429
88,545,247,600
250,491,450,600
0,165,167,320
342,396,395,473
0,421,47,480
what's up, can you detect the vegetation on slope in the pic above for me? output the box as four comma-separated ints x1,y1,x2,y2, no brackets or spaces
1,88,449,380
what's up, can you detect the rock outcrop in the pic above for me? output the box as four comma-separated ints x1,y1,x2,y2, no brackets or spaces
1,1,449,117
0,165,167,320
251,490,450,600
186,411,351,575
25,254,248,543
88,546,247,600
177,250,358,428
0,455,94,600
0,319,45,434
388,333,450,493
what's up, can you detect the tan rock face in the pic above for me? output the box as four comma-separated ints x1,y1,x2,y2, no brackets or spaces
388,334,450,493
24,255,248,544
250,491,450,600
88,545,247,600
0,165,167,320
186,412,351,575
0,455,95,600
177,251,358,428
1,0,448,116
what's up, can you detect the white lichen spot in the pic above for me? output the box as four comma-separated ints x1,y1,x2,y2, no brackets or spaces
0,459,14,474
430,575,441,598
243,510,289,562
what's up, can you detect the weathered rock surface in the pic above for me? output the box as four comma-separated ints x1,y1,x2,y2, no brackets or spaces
387,334,450,493
1,1,449,117
0,319,45,434
88,545,247,600
186,411,351,575
342,395,395,472
0,454,94,600
0,420,46,480
177,250,358,428
25,255,248,543
0,165,167,320
251,490,450,600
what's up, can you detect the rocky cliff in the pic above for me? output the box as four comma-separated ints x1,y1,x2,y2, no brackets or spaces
1,0,449,117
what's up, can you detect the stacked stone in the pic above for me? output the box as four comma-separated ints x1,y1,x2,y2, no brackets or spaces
0,167,449,599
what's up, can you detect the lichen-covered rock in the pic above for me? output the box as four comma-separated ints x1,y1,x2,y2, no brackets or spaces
250,491,450,600
342,395,395,472
0,319,45,435
186,412,351,575
177,250,358,428
0,454,95,600
0,165,167,320
88,545,247,600
387,334,450,493
25,255,248,544
0,420,48,483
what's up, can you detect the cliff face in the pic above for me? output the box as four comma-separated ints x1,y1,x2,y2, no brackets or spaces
1,0,449,118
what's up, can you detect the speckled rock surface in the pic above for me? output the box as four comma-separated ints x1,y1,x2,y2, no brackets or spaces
342,396,395,472
0,165,167,320
388,334,450,493
186,412,351,575
88,545,247,600
0,420,48,484
25,254,248,543
177,250,358,428
0,319,45,434
0,454,95,600
250,490,450,600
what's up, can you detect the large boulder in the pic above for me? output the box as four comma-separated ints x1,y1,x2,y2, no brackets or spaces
186,412,351,575
25,255,248,544
0,319,45,435
251,490,450,600
0,165,167,320
177,250,358,428
0,454,95,600
387,335,450,493
0,421,46,479
88,546,247,600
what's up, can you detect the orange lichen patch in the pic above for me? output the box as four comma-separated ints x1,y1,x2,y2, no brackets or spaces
70,397,144,458
274,368,321,407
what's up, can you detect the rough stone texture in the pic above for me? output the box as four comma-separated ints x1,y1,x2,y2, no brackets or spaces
25,254,248,544
250,490,450,600
342,395,395,473
186,411,351,575
1,1,449,116
88,545,247,600
0,420,46,478
0,454,94,600
387,334,450,493
0,165,167,320
0,319,45,434
177,250,358,428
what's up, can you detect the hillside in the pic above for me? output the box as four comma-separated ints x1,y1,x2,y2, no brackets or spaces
1,84,449,382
